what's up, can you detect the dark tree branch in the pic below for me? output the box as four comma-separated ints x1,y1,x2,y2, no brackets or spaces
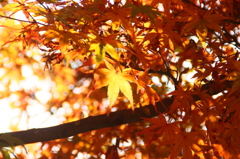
0,98,173,147
0,81,232,147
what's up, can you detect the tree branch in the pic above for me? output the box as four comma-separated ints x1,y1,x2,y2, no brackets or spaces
0,81,232,147
0,15,47,26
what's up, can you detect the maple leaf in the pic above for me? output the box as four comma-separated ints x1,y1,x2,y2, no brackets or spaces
179,7,230,38
171,131,204,159
138,114,181,146
167,86,196,114
0,0,239,158
95,61,136,108
125,3,163,24
214,138,240,159
89,40,121,68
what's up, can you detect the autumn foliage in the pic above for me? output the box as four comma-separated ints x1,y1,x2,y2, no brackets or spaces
0,0,239,158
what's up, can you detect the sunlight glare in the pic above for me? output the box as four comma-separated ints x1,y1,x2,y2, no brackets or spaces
35,90,52,104
152,76,160,85
0,98,13,132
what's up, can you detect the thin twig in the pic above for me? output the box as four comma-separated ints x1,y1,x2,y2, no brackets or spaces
0,15,47,26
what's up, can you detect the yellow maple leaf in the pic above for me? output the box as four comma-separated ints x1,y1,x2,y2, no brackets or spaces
95,62,135,108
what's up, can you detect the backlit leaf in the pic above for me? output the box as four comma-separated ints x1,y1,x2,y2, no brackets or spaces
95,62,135,108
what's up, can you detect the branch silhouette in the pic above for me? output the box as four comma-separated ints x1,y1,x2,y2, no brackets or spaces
0,81,232,147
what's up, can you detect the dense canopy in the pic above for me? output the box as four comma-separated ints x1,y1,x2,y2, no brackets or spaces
0,0,239,158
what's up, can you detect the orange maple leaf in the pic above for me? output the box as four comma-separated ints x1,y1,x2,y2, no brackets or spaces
138,114,181,146
170,131,203,159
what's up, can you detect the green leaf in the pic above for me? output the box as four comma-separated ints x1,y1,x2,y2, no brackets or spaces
90,42,105,67
125,4,163,24
0,134,24,147
1,149,11,159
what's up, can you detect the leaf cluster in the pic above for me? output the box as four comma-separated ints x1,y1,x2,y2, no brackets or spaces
0,0,239,158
